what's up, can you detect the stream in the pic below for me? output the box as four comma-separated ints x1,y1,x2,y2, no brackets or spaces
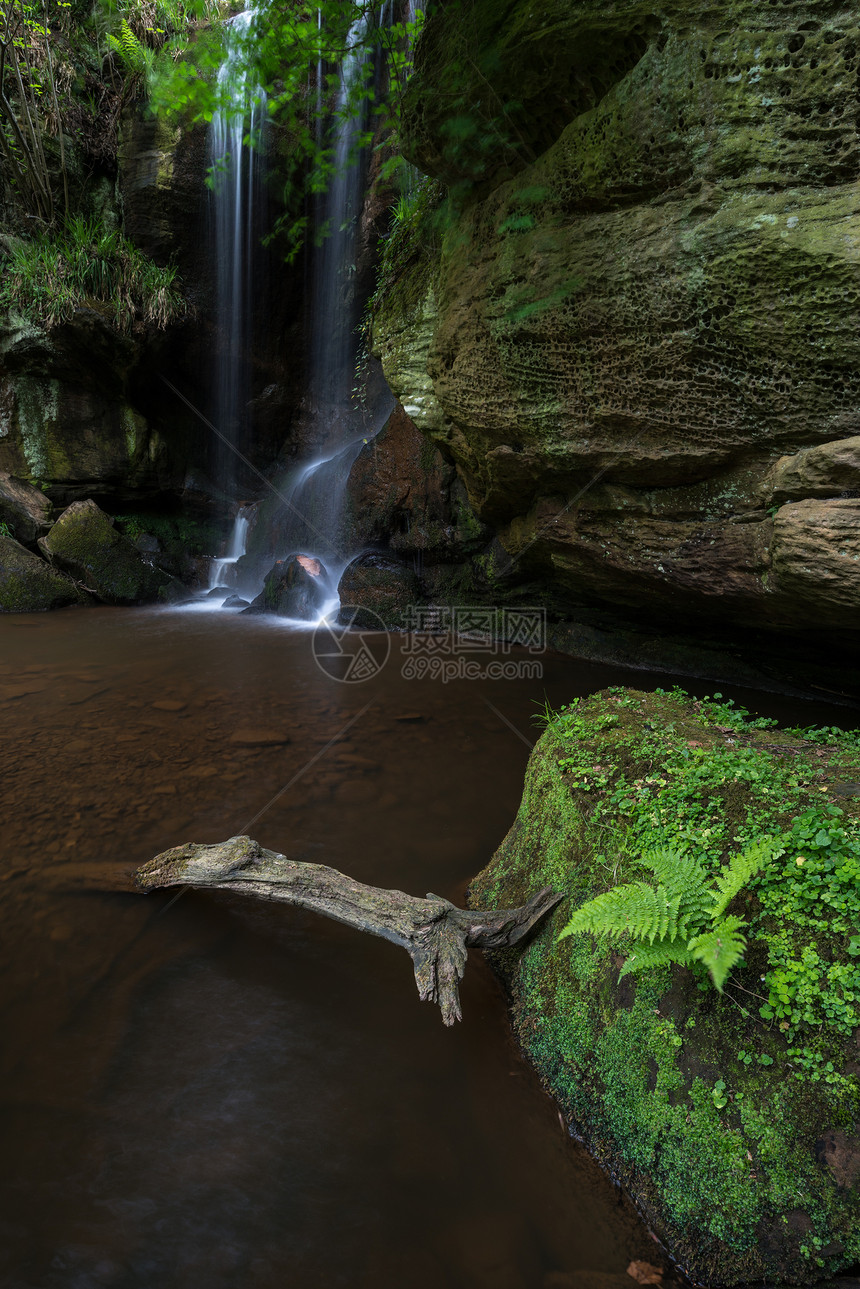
1,607,855,1289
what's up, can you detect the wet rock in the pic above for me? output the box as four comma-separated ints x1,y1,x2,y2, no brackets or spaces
0,534,85,613
38,499,181,606
337,553,420,629
816,1131,860,1191
228,728,290,746
207,585,232,598
0,473,53,546
246,554,330,620
222,594,249,609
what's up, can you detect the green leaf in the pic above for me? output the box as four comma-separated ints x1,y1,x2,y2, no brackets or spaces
688,915,748,992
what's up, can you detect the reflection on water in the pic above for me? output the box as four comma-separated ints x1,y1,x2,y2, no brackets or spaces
0,608,852,1289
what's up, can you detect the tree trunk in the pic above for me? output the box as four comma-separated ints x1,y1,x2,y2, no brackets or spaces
135,835,563,1025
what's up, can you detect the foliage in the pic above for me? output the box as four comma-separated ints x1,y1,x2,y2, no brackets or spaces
0,0,70,224
0,213,185,331
543,686,860,1086
559,839,781,991
146,0,425,258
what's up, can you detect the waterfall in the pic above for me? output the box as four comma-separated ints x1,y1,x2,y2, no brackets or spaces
308,10,372,428
208,507,251,592
197,5,397,618
210,10,267,478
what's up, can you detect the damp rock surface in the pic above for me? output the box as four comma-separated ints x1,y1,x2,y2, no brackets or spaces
0,534,85,612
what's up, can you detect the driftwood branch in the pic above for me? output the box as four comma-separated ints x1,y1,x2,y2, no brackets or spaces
135,836,563,1025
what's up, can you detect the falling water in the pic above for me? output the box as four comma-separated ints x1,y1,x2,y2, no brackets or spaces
308,10,373,426
210,10,267,478
208,507,251,592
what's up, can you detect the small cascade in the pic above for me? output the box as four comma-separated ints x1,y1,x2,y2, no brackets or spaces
210,10,267,477
209,507,251,592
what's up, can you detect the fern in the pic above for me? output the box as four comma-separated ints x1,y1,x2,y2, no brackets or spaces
618,938,694,977
710,836,783,919
688,915,749,992
559,839,780,992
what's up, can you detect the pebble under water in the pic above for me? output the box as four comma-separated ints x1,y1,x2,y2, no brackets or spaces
1,606,851,1289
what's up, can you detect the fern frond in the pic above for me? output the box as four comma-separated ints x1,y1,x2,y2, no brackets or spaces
642,847,708,903
688,915,748,991
559,882,682,946
710,835,782,920
108,20,147,75
619,938,695,977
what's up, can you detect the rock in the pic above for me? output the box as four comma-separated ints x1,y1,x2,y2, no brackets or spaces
207,585,232,598
0,473,52,546
221,594,249,609
371,0,860,659
228,728,290,746
246,554,330,620
470,688,860,1285
771,500,860,625
0,534,85,612
151,699,187,712
38,499,181,605
765,437,860,505
337,553,420,629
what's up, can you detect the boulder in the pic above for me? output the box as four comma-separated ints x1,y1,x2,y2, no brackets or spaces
38,499,180,605
0,534,84,612
337,553,420,629
0,472,52,546
246,554,330,620
470,688,860,1285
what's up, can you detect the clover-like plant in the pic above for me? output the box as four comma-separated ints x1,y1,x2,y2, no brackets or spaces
558,838,783,991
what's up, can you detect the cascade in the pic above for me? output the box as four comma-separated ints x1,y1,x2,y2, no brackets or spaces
203,4,396,615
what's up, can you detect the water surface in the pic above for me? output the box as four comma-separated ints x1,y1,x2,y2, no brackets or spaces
1,608,851,1289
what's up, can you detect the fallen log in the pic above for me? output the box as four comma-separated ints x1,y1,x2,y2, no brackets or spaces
135,835,563,1025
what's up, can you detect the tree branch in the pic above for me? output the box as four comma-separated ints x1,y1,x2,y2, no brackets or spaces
135,836,563,1025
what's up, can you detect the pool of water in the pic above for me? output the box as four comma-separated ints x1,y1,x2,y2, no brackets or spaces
1,606,854,1289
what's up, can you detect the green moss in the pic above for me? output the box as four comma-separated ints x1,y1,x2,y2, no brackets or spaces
471,688,860,1285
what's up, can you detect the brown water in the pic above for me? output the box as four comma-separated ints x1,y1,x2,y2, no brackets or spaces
1,606,854,1289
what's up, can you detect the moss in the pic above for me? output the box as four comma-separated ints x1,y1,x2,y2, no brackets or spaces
471,688,860,1286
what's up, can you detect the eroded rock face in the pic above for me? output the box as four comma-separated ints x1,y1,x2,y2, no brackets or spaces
373,1,860,654
39,499,179,605
0,534,85,612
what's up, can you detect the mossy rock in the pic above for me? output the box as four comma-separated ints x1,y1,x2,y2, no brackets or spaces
39,499,181,605
0,534,85,612
337,553,421,629
470,688,860,1285
246,555,330,620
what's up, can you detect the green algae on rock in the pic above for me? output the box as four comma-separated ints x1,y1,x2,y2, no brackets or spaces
469,688,860,1286
39,499,180,605
0,534,85,612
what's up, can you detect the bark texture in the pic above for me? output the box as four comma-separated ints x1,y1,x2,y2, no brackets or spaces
135,834,562,1025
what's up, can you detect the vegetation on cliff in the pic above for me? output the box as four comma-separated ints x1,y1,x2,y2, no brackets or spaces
471,688,860,1285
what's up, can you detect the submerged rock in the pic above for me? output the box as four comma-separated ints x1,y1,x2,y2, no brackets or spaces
337,553,420,629
246,554,329,620
0,534,85,612
0,473,53,547
38,499,180,605
470,688,860,1286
